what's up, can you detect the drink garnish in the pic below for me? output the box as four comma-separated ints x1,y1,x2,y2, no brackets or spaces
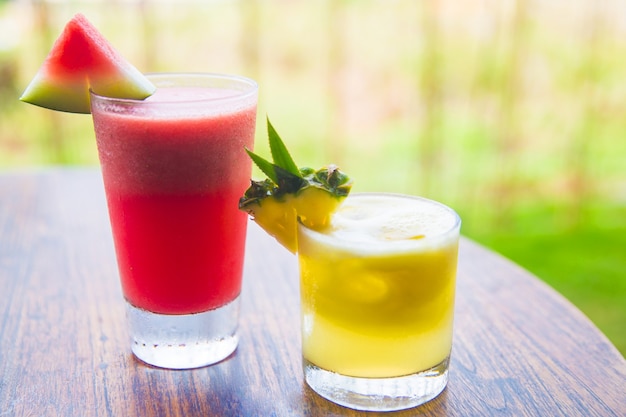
239,118,353,253
20,13,155,114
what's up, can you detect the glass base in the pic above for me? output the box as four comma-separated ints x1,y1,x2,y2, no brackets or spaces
303,356,449,412
126,296,240,369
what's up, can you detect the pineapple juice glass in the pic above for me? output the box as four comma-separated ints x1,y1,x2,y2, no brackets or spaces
298,193,461,411
91,73,257,369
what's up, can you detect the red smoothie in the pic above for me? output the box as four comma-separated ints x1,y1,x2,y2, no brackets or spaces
92,84,257,315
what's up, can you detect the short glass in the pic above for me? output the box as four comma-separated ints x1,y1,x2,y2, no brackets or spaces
297,193,461,411
90,73,258,369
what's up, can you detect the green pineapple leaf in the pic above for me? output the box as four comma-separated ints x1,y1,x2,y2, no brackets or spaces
301,165,352,197
267,117,301,178
275,165,307,194
245,148,280,184
245,147,306,196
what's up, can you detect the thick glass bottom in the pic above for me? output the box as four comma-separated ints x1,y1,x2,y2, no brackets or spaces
126,296,240,369
304,356,449,412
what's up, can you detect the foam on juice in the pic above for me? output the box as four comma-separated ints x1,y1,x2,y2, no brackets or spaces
315,194,460,254
144,87,241,103
97,86,255,120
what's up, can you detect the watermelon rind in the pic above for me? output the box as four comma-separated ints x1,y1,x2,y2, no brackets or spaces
20,13,156,114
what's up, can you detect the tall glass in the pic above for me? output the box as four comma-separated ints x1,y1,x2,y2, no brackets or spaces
90,73,258,369
297,193,461,411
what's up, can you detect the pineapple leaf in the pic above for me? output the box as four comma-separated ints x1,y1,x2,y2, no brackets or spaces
267,117,301,178
302,165,353,197
246,148,280,184
245,148,306,193
274,165,307,194
238,178,273,208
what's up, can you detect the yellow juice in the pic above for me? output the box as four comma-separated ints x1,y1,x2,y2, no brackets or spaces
298,193,460,378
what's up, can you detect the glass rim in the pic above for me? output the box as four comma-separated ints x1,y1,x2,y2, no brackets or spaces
297,192,462,254
89,72,258,106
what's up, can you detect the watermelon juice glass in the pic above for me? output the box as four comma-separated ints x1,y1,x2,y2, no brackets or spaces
90,73,258,369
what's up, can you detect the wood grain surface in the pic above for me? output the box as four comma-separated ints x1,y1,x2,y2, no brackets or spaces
0,169,624,417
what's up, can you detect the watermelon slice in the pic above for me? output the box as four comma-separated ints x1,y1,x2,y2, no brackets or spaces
20,13,155,114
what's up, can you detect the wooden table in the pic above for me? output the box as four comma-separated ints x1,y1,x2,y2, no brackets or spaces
1,168,624,417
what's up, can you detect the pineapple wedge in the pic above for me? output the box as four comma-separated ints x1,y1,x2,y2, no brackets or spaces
239,119,352,253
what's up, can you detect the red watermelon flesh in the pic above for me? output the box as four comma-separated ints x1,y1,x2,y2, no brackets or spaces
20,14,155,114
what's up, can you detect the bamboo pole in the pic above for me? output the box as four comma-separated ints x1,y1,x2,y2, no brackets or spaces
415,0,443,198
138,0,158,72
31,0,67,164
324,0,346,164
491,0,527,229
567,1,605,229
238,0,261,81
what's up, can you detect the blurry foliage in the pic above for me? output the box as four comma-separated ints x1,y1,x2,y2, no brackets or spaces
0,0,624,354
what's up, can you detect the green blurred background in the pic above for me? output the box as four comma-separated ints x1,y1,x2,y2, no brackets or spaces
1,0,624,355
